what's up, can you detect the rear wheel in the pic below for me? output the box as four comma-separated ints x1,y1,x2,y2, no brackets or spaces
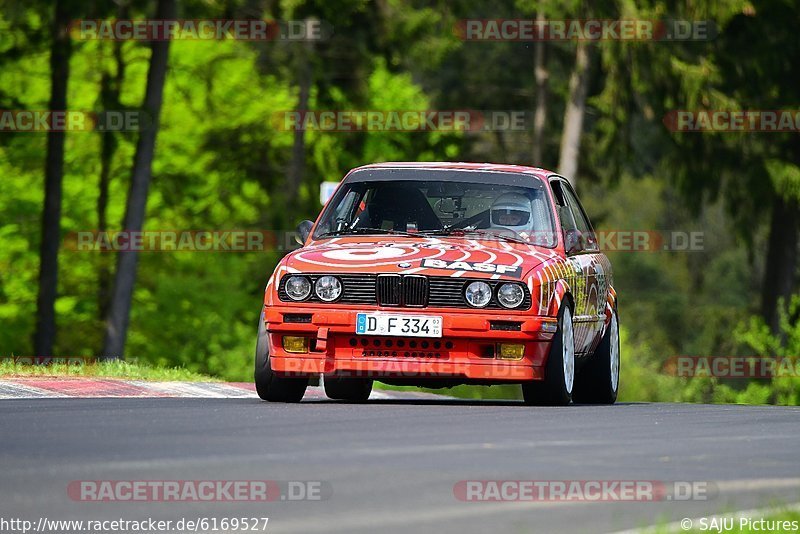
573,308,619,404
522,304,574,406
323,375,373,402
254,312,309,402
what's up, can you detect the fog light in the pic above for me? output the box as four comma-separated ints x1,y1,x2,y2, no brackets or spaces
497,343,525,360
283,336,308,353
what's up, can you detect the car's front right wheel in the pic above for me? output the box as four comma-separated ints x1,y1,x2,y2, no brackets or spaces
254,311,309,402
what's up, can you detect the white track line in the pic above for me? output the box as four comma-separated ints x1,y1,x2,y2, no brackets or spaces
0,380,452,401
0,381,68,399
131,381,255,398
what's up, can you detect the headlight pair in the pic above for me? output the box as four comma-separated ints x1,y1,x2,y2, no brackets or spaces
464,281,525,309
284,275,342,302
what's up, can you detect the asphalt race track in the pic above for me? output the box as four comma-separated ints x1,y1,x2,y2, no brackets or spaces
1,398,799,534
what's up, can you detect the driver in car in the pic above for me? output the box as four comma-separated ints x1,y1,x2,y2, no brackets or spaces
489,193,533,240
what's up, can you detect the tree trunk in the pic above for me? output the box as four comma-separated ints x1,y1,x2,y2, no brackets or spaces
761,195,799,335
33,0,72,357
287,36,313,207
97,34,126,322
102,0,176,359
558,42,591,188
532,12,548,166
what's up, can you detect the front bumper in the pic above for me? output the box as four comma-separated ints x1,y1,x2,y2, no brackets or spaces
264,305,556,382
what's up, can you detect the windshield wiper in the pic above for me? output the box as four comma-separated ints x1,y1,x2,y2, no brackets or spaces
418,227,530,245
417,226,471,236
318,227,420,238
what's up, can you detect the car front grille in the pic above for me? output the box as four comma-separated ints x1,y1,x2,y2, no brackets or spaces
376,275,428,307
278,273,531,310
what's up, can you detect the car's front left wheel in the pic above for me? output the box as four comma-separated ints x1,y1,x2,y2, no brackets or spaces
323,375,373,402
573,307,619,404
254,312,309,402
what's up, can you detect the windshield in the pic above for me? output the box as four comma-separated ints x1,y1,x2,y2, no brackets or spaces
313,170,557,247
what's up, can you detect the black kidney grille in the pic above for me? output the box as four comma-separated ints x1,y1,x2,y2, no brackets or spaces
376,275,402,306
376,275,428,307
403,275,428,307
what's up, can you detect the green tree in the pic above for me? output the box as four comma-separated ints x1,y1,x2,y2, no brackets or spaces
33,0,73,356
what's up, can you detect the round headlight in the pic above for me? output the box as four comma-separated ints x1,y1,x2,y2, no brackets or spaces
497,283,525,308
315,275,342,302
284,276,311,301
465,281,492,308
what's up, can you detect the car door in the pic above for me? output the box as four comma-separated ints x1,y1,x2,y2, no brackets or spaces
549,178,606,356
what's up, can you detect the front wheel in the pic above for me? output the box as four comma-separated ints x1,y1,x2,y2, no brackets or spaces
573,307,619,404
254,312,309,402
522,304,575,406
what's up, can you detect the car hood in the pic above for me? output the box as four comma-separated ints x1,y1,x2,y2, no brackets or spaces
284,236,560,281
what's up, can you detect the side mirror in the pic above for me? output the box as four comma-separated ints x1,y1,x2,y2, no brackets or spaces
295,220,314,246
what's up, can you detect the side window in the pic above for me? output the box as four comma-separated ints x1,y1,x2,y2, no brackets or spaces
315,187,364,235
550,180,578,232
334,190,359,221
561,183,599,252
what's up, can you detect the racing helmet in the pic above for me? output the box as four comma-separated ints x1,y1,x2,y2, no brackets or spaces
489,193,532,234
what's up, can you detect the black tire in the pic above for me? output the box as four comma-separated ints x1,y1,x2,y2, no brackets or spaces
573,307,619,404
254,311,309,402
522,304,574,406
323,375,373,402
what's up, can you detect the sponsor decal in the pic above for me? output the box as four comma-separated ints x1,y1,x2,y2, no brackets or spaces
421,259,522,278
321,247,408,261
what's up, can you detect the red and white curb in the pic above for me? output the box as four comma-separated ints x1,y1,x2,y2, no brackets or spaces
0,378,448,400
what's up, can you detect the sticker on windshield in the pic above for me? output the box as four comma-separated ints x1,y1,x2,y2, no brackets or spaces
421,259,522,278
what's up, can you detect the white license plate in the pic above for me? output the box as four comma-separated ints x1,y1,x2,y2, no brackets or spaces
356,313,443,338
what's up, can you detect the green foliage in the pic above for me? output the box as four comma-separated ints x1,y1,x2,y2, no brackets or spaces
0,0,797,408
0,5,463,382
0,359,216,381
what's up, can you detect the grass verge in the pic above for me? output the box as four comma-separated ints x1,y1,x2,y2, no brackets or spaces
0,360,217,382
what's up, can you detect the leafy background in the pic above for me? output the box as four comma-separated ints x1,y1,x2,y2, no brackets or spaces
0,0,798,403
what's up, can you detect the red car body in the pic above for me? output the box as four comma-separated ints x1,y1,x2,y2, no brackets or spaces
257,162,619,404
